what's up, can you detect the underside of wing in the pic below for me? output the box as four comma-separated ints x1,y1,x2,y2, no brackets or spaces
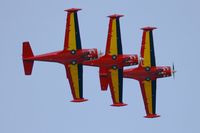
108,68,126,106
140,27,156,67
64,9,82,51
65,64,87,102
105,15,123,56
139,80,160,118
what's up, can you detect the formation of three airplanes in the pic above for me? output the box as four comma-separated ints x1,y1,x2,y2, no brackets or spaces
22,8,176,118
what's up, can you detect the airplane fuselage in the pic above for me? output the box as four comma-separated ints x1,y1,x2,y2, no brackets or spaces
84,54,138,69
24,49,98,65
100,54,138,69
123,66,172,81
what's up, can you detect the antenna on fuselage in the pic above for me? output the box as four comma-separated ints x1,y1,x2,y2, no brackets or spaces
138,57,144,66
98,50,104,58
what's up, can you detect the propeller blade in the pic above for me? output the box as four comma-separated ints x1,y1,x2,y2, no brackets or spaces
172,63,176,79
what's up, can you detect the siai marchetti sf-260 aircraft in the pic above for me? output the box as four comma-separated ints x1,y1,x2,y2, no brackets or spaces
123,27,176,118
22,8,98,102
83,14,138,106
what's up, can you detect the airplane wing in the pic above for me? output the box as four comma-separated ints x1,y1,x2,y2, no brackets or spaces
139,80,160,118
105,15,126,106
65,64,87,102
108,68,126,106
64,8,82,51
140,27,157,67
105,15,123,56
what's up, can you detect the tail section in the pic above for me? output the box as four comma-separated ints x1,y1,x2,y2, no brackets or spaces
22,41,34,75
99,67,109,91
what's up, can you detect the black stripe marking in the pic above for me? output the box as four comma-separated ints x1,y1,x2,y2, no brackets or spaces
152,80,157,114
150,31,156,66
74,12,82,50
116,18,123,55
118,68,123,102
78,64,83,98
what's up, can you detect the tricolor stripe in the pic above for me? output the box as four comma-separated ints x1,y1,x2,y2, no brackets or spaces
65,64,83,99
64,11,82,50
139,80,157,115
140,30,156,67
105,17,123,55
109,68,123,104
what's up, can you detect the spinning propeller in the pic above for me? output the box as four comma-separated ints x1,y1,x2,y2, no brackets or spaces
172,63,176,79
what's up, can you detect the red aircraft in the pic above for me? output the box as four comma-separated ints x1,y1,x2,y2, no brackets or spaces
123,27,176,118
22,8,98,102
83,15,138,107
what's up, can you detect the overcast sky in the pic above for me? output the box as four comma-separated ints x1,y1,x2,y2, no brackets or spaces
1,0,200,133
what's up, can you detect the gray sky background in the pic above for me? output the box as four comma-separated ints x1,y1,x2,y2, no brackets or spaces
1,0,200,133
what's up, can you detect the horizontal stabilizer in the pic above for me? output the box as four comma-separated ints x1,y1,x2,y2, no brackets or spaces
23,60,34,75
23,42,34,58
99,67,109,91
100,75,109,91
22,42,34,75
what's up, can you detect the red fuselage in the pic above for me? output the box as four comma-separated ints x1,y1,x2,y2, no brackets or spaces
83,54,138,91
123,66,172,81
24,49,98,65
84,54,138,69
100,54,138,69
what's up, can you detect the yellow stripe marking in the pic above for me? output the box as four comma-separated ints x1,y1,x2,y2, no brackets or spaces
143,80,153,114
68,13,77,50
109,19,118,55
142,31,151,67
110,69,119,103
69,64,80,98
